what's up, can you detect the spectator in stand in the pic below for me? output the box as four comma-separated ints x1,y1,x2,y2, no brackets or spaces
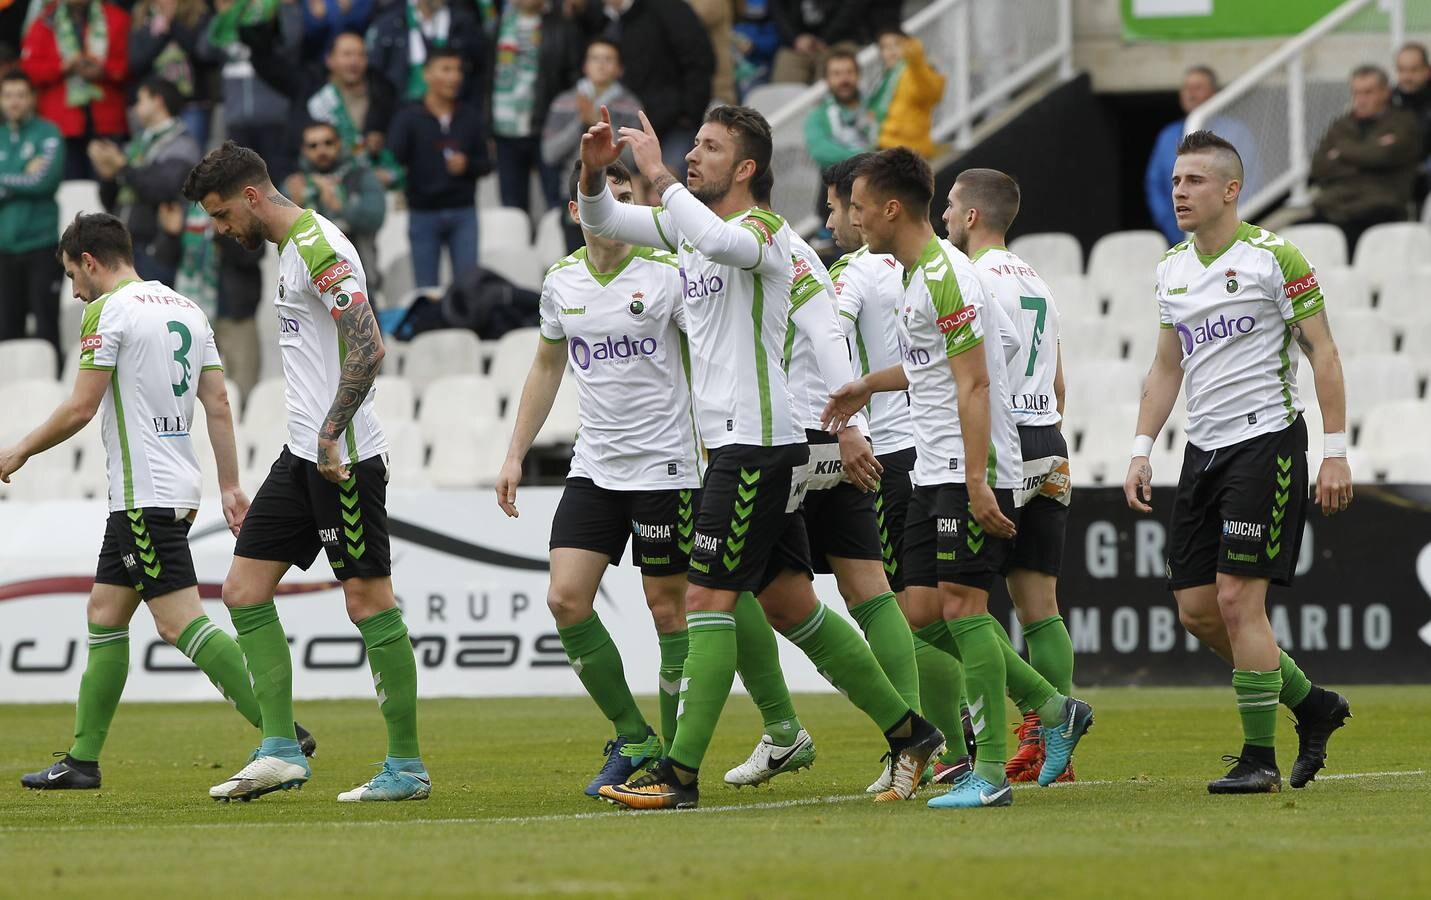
1392,41,1431,206
595,0,712,178
869,28,944,160
284,120,385,295
195,0,300,183
20,0,130,180
769,0,866,85
541,37,638,185
367,0,487,112
490,0,582,214
387,47,490,289
304,30,399,185
0,70,63,357
129,0,212,149
732,0,779,100
686,0,733,106
1144,66,1261,244
299,0,374,59
89,76,201,285
1310,64,1422,255
804,46,876,171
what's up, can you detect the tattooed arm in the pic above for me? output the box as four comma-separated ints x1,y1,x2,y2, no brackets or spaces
315,301,386,483
1125,326,1184,513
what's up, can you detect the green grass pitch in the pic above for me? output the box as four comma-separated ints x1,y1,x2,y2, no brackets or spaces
2,686,1430,899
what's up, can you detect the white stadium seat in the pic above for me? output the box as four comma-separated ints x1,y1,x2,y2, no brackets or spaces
1373,267,1431,318
488,327,543,408
480,243,545,292
0,338,58,382
1062,359,1144,415
370,375,417,426
479,207,535,256
1280,223,1348,269
532,377,580,447
0,380,67,442
1341,358,1421,431
381,253,415,308
1008,232,1084,277
383,419,431,489
1357,399,1431,451
1329,310,1398,358
1351,222,1431,294
426,418,508,489
534,207,569,273
401,328,484,392
4,448,85,501
1042,273,1095,321
418,374,501,443
1085,230,1167,303
1058,316,1125,363
242,377,288,428
744,82,809,119
1309,266,1370,311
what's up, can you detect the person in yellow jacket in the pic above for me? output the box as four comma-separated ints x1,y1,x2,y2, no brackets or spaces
869,29,946,159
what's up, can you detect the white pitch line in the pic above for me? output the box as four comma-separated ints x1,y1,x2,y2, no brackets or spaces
2,770,1422,834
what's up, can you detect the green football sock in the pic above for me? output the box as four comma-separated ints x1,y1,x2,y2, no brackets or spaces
1003,637,1059,718
558,613,648,741
177,616,260,728
733,591,803,746
69,624,130,763
849,591,920,713
657,629,688,751
1023,614,1074,696
913,634,963,763
1278,650,1312,708
784,603,909,733
229,602,297,742
947,613,1009,784
669,610,738,772
357,607,421,759
1234,669,1282,748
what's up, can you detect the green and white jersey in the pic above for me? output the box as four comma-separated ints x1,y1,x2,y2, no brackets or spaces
78,279,222,512
896,236,1022,489
973,246,1061,427
784,229,852,432
539,245,701,490
832,245,915,455
653,205,802,449
274,209,386,464
1155,221,1325,450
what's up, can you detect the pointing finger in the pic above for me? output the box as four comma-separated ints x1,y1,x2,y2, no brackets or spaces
638,109,656,136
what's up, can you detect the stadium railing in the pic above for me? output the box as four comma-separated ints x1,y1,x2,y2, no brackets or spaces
764,0,1074,236
1184,0,1411,219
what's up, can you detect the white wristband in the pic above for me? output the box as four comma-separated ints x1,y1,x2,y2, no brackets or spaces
1323,432,1347,458
1131,435,1155,459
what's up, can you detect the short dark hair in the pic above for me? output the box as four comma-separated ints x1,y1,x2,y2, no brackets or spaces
876,26,906,41
1176,129,1244,182
301,119,340,139
1184,65,1218,88
1400,42,1430,66
568,158,632,205
139,76,184,117
822,151,878,204
821,45,859,79
425,47,463,68
329,29,365,51
585,37,621,61
954,168,1020,234
0,70,32,91
58,212,133,268
1351,63,1389,86
182,141,272,202
853,147,934,217
704,105,774,203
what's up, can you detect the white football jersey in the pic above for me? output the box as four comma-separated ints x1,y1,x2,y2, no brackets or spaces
273,209,386,464
783,230,850,431
78,279,222,512
974,246,1061,427
896,237,1023,489
1155,222,1324,450
831,246,915,455
649,205,802,449
539,246,701,490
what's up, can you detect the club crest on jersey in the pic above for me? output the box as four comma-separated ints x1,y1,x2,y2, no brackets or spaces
629,292,646,317
277,279,286,300
1224,269,1238,294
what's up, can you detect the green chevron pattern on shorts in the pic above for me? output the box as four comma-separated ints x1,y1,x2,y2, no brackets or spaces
874,487,897,577
1267,454,1292,561
340,475,365,559
128,509,161,580
677,489,695,556
966,509,985,555
724,468,761,572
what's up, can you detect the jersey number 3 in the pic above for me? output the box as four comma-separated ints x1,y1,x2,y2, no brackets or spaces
167,320,193,397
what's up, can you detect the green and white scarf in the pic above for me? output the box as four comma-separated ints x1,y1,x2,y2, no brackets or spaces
116,118,182,208
206,0,279,49
53,0,107,108
491,9,540,138
404,0,450,101
176,203,218,318
307,83,404,189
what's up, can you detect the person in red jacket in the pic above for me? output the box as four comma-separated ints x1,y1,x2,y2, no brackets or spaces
21,0,130,179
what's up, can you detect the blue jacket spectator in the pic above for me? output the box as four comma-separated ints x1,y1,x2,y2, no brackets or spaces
301,0,375,58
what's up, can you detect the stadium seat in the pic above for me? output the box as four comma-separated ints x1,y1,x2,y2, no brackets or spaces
1063,360,1144,413
1356,399,1431,452
744,82,809,119
480,242,545,292
1341,358,1421,430
1372,267,1430,319
1085,230,1167,303
488,327,543,409
255,297,284,382
1310,266,1370,311
0,379,67,442
4,448,84,501
384,419,431,488
1042,273,1095,321
534,207,569,273
417,374,501,443
1351,222,1431,294
374,203,409,305
57,179,101,226
426,418,508,488
1009,232,1083,277
402,328,484,391
382,254,415,309
1280,223,1348,269
370,375,417,426
61,297,84,355
1058,316,1125,362
1102,280,1162,328
1329,310,1398,357
0,338,58,382
1397,312,1431,383
480,207,535,256
242,377,288,428
532,376,580,447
